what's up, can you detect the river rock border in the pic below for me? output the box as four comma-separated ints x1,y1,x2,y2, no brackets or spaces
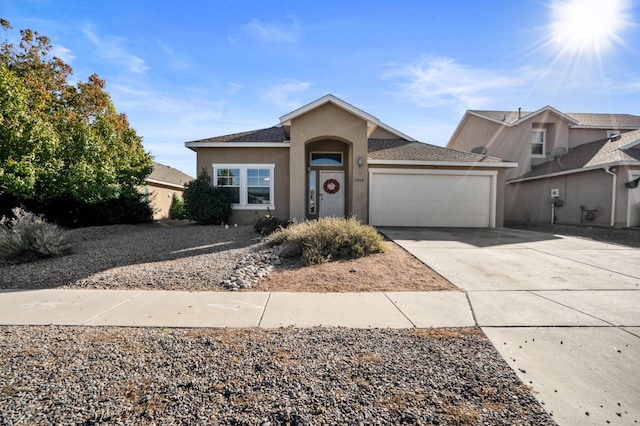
221,246,282,291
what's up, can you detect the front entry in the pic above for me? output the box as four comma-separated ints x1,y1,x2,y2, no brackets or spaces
319,171,344,218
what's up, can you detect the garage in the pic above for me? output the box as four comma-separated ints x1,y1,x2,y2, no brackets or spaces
369,169,497,227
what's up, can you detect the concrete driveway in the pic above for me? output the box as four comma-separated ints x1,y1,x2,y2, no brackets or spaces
381,227,640,426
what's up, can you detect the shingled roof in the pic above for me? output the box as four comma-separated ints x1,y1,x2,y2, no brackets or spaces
367,139,505,163
147,162,194,187
186,126,287,144
514,129,640,181
470,108,640,128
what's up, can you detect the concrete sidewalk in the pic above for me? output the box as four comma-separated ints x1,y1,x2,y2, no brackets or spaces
0,289,474,329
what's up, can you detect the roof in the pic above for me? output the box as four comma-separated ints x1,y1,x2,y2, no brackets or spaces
185,126,287,144
512,129,640,182
147,162,194,187
468,108,640,129
368,139,507,163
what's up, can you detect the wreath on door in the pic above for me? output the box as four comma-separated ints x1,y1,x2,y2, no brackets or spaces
323,178,340,194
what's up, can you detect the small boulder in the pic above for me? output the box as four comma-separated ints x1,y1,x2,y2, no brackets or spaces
276,241,302,258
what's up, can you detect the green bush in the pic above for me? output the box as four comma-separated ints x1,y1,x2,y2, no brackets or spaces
0,208,72,264
268,216,385,265
168,193,186,220
183,170,232,225
253,211,290,236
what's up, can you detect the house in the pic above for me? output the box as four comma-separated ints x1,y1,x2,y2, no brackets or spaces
447,107,640,227
143,162,194,220
185,95,516,228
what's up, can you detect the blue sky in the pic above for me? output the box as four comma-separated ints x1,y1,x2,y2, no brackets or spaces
2,0,639,177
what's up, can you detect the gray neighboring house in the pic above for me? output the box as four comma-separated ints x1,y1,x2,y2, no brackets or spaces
185,94,516,228
448,106,640,227
144,162,194,220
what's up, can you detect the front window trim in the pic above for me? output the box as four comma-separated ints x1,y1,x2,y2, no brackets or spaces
531,129,546,158
212,164,275,210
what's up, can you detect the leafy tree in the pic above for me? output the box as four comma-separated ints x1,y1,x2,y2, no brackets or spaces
183,170,232,225
0,19,152,205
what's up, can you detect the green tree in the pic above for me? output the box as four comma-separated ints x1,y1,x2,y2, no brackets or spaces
0,19,152,204
168,192,186,220
183,170,232,225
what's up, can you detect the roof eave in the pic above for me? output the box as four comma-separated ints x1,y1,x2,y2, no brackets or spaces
368,159,518,168
507,161,640,183
184,142,291,150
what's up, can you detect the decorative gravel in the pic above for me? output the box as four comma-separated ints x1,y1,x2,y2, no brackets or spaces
0,326,555,425
507,223,640,248
0,222,263,291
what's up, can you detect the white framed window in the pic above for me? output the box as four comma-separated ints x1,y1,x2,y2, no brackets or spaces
531,129,546,157
607,130,620,138
212,164,275,209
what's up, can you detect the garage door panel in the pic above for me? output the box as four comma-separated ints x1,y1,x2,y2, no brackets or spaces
370,172,493,227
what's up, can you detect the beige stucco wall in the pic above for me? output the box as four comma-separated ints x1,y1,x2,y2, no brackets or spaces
144,183,184,220
504,169,633,226
289,103,369,222
194,147,290,224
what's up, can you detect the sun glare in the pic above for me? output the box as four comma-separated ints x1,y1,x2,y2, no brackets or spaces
549,0,634,57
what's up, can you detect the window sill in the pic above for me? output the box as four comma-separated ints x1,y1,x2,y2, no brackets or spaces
231,205,275,210
531,154,546,159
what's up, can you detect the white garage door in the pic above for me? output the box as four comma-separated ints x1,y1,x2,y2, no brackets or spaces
369,170,496,227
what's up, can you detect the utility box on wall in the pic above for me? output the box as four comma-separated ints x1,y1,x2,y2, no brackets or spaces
551,188,560,198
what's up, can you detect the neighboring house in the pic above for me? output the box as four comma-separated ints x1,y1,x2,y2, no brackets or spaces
143,162,194,220
447,107,640,227
185,94,516,228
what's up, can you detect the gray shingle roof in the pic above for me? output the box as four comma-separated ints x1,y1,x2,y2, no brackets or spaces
518,129,640,180
148,162,194,187
186,126,287,143
368,139,504,163
470,109,640,128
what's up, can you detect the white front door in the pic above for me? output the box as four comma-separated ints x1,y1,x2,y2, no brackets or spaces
319,171,344,218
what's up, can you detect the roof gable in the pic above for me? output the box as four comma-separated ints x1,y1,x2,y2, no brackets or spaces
280,94,415,141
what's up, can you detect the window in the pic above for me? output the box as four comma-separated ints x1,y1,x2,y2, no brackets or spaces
607,130,620,138
531,129,546,157
310,152,342,166
308,170,316,214
212,164,274,209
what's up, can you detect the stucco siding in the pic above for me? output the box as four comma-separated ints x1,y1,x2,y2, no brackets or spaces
289,103,369,221
506,170,614,226
194,147,290,224
144,184,184,220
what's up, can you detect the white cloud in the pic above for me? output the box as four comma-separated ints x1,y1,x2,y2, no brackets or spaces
227,82,243,94
261,80,313,110
50,44,75,63
242,17,300,43
384,56,533,112
82,27,149,74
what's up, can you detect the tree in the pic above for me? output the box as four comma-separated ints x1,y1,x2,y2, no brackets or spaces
0,19,152,205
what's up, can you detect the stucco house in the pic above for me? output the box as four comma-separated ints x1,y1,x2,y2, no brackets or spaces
447,107,640,227
144,162,193,220
185,95,516,228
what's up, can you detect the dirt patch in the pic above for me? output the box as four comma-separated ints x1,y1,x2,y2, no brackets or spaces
251,239,457,292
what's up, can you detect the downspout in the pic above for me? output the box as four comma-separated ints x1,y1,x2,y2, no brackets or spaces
604,167,617,227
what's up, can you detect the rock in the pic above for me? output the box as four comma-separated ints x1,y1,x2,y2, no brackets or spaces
276,241,302,258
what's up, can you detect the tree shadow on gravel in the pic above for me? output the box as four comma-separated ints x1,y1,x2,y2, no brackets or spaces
0,222,263,290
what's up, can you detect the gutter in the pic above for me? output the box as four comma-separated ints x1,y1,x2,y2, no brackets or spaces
507,161,639,184
367,159,518,168
604,167,617,227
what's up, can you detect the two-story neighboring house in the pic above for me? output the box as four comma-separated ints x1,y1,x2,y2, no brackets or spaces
447,106,640,227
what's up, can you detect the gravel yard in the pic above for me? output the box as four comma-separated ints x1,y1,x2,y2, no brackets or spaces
506,222,640,248
0,222,262,291
0,326,554,425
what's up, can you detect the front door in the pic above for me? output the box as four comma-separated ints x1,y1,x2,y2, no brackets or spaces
319,171,344,218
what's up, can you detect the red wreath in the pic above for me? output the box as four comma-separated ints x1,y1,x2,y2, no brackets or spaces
323,178,340,194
